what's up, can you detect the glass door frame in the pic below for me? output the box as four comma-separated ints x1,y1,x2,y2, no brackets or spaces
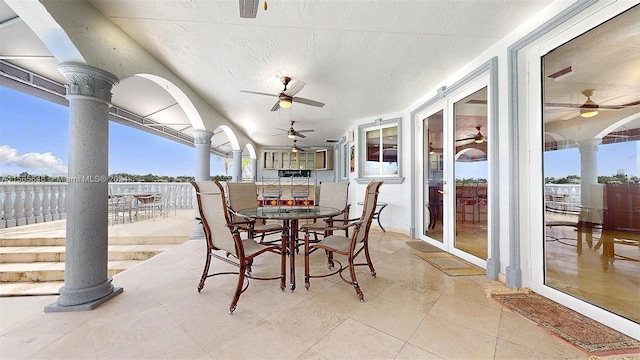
524,1,639,337
417,74,491,268
417,103,447,252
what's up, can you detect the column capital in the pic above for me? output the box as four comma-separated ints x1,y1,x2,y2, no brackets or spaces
193,129,214,145
578,139,600,153
58,63,119,104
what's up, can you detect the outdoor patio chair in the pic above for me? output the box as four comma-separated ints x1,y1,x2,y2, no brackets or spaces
260,176,282,207
302,181,382,301
299,182,350,243
227,182,284,243
191,180,286,314
290,177,311,206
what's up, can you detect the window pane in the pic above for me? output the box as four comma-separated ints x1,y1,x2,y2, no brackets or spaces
365,129,381,175
382,127,398,175
542,5,640,323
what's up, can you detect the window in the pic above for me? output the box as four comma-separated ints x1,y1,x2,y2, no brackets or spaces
356,117,403,184
337,137,349,182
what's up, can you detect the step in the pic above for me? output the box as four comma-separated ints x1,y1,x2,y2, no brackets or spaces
0,260,145,282
0,235,190,247
0,245,171,263
0,281,63,296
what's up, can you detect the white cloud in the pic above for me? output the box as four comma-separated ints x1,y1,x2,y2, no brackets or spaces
0,145,67,175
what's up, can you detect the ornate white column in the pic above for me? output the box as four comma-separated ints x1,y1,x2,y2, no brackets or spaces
250,158,257,181
579,139,599,206
45,63,121,312
191,129,213,239
232,150,243,182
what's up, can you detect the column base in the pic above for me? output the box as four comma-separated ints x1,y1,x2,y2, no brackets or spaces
44,287,123,313
190,220,205,239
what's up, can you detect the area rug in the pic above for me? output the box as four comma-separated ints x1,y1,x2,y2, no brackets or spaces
406,241,442,253
416,252,485,276
490,291,640,356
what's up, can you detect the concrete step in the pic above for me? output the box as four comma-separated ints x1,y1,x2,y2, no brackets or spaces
0,245,170,263
0,260,144,282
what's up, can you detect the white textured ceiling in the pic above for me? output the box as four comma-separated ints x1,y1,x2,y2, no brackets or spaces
1,0,558,151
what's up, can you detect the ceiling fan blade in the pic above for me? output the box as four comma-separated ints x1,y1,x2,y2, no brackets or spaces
294,132,307,139
275,127,288,132
456,137,474,142
292,97,325,107
240,90,277,97
270,101,281,111
239,0,258,18
545,102,626,110
296,129,314,133
285,80,306,96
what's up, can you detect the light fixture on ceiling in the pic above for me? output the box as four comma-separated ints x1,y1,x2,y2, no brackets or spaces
287,129,296,139
579,89,599,118
291,146,298,152
279,94,292,109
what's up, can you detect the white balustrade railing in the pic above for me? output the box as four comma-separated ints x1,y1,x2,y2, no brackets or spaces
0,182,195,228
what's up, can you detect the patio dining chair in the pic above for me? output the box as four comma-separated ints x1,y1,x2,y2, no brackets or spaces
290,177,311,206
190,180,286,314
302,181,382,301
260,176,282,207
299,182,350,243
227,182,284,243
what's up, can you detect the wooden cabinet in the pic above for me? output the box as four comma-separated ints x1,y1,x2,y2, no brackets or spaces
315,149,334,170
262,150,317,170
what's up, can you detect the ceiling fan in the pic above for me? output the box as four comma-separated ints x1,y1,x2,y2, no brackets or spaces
545,89,640,119
241,76,325,111
456,126,486,144
275,119,315,139
291,139,306,152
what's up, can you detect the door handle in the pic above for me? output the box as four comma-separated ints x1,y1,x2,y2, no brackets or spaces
438,190,446,194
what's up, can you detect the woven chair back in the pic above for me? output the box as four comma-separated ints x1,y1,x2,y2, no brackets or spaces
356,181,383,243
191,180,237,254
227,182,259,212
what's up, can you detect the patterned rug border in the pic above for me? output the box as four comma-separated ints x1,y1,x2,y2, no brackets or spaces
415,252,485,276
490,291,640,356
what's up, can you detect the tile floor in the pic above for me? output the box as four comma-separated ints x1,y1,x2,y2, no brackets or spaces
0,228,632,359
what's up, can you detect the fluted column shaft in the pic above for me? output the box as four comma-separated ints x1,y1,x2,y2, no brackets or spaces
232,150,243,182
46,63,122,312
191,130,213,239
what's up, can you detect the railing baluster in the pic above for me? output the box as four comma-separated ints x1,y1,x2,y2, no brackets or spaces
3,185,16,227
33,185,43,222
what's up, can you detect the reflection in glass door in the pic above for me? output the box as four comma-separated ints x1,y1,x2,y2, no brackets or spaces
453,88,488,260
424,110,444,242
542,5,640,323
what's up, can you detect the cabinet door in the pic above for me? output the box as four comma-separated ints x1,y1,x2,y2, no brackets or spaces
263,151,273,169
305,153,315,170
272,151,282,169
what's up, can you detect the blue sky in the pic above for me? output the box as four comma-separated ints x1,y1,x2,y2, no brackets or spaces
0,86,226,177
1,85,636,180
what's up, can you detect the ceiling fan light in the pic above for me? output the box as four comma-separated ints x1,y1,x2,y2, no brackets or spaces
288,133,296,139
279,98,292,108
475,138,484,144
580,109,599,118
292,147,298,152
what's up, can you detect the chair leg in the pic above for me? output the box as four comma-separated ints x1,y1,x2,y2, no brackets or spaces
326,250,335,269
364,243,376,276
348,257,364,301
230,263,246,314
198,250,212,292
304,233,311,290
280,233,286,291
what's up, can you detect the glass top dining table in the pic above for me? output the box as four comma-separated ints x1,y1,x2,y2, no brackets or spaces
236,206,341,290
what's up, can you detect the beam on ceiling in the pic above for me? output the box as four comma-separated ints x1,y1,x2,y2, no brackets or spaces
0,60,229,157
